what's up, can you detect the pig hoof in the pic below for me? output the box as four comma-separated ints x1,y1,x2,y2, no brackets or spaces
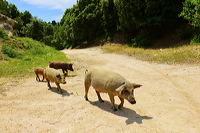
113,108,117,111
85,98,89,101
118,106,121,109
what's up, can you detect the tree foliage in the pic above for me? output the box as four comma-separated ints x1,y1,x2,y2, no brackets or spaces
180,0,200,42
1,0,200,49
0,0,9,16
101,0,118,38
180,0,200,27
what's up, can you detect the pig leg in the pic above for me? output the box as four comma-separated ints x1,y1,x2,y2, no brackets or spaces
62,69,68,74
55,82,62,94
36,74,40,81
108,93,117,111
84,79,91,101
47,80,51,89
95,91,104,102
118,96,124,109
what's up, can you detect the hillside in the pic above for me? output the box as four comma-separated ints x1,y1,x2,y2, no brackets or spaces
0,36,70,77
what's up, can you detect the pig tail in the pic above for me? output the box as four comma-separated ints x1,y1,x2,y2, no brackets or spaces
85,70,88,74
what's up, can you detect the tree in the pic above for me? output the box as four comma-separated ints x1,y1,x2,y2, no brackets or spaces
51,20,57,26
43,23,55,46
20,11,32,26
180,0,200,42
0,0,9,16
53,0,103,48
115,0,183,33
22,17,45,41
100,0,119,38
8,3,20,19
180,0,200,27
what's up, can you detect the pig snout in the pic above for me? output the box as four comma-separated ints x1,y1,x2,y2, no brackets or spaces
130,100,136,104
128,96,136,104
59,79,66,84
70,67,74,71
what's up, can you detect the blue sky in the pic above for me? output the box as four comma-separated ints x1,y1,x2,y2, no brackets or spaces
7,0,77,22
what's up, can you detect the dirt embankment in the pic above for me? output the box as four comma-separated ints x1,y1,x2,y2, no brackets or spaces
0,47,200,132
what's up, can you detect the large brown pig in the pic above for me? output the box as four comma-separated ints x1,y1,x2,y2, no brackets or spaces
84,68,142,111
49,61,74,74
34,67,45,81
43,68,67,94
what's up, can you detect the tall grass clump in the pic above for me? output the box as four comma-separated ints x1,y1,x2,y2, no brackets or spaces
101,44,200,65
0,28,8,39
0,37,70,77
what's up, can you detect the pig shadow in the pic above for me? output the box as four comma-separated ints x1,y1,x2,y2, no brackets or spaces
36,80,46,82
48,87,73,97
67,75,77,77
88,100,152,125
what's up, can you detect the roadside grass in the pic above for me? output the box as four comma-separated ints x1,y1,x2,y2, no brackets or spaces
101,43,200,65
0,37,70,77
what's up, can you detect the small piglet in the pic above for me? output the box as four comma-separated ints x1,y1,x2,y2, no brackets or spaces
34,67,45,81
44,68,67,93
49,61,74,75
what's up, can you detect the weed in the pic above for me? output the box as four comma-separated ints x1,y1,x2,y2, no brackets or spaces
0,37,70,77
101,44,200,65
0,28,8,39
1,45,22,59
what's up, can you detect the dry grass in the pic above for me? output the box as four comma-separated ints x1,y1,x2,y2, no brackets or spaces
101,43,200,65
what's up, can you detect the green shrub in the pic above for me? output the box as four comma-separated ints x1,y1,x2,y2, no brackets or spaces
129,35,151,47
0,28,8,39
191,28,200,43
1,45,22,59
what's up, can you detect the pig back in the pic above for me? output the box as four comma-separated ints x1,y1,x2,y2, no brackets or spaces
44,68,64,83
90,69,126,91
49,61,63,69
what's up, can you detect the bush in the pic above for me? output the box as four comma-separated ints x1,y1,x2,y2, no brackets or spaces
1,45,22,58
191,28,200,43
129,34,151,47
0,28,8,39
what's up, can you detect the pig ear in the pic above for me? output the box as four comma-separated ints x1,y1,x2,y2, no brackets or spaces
56,74,61,78
132,83,142,89
116,82,126,92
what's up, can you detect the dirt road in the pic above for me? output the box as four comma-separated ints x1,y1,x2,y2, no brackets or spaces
0,47,200,133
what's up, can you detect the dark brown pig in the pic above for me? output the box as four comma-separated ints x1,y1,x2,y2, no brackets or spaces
49,61,74,75
84,68,142,111
34,67,45,81
43,68,67,94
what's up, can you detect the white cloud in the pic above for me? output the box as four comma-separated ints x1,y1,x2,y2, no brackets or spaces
22,0,77,10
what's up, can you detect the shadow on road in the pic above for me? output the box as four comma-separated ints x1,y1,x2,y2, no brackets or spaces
67,74,77,77
48,87,73,97
88,100,152,125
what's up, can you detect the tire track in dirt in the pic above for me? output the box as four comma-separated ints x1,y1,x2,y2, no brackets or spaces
146,64,200,114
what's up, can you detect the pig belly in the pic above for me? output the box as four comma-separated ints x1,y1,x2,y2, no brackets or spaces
91,81,108,93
